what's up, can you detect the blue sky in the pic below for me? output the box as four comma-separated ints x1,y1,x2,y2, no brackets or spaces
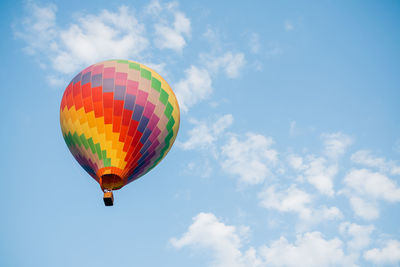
1,0,400,266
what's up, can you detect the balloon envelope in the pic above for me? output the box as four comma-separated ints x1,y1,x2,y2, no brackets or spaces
60,60,180,191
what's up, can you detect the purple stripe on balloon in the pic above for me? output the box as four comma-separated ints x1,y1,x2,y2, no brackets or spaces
137,151,149,165
124,94,135,110
115,85,126,100
73,72,82,84
103,78,114,92
132,105,144,121
137,150,156,177
82,72,92,85
140,128,152,144
138,116,150,133
92,74,102,87
139,139,152,154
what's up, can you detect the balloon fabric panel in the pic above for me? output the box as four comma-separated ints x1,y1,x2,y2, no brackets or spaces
60,60,180,190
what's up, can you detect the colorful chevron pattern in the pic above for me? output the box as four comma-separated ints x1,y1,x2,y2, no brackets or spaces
60,60,180,190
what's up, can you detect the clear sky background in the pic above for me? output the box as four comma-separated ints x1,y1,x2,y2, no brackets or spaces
1,1,400,266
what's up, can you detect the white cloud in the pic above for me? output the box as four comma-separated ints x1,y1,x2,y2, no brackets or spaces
16,3,149,76
170,212,252,267
144,0,163,15
318,206,343,221
303,157,337,196
145,0,191,52
349,197,379,220
221,133,278,185
178,114,233,151
154,11,191,52
260,232,355,267
288,154,337,196
342,169,400,220
321,132,353,159
15,2,57,56
185,159,213,178
177,50,245,111
174,66,212,112
259,185,312,220
351,150,400,175
339,222,374,252
47,75,65,87
170,213,355,267
364,240,400,265
258,185,342,225
344,169,400,202
203,52,246,79
287,154,304,170
351,150,386,169
15,1,194,85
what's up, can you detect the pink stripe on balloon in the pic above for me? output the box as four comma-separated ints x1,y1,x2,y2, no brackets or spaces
115,72,127,85
143,102,155,118
127,80,138,94
92,64,104,75
147,115,160,131
149,127,161,143
148,140,160,152
103,67,115,79
82,65,93,74
136,90,148,106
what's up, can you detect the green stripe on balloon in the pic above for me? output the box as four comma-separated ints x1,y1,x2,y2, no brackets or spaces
64,131,112,167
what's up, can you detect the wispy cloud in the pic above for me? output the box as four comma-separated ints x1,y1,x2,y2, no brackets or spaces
170,212,252,267
321,132,353,160
178,114,233,151
344,169,400,202
175,50,245,111
221,133,278,185
202,52,246,79
259,185,342,227
364,240,400,265
16,3,148,75
14,1,192,85
348,196,379,220
351,150,400,175
174,66,212,112
170,212,355,267
259,232,354,267
339,222,374,253
342,168,400,220
154,7,191,52
288,154,338,196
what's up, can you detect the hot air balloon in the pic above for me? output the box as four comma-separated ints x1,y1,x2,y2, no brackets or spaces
60,59,180,206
